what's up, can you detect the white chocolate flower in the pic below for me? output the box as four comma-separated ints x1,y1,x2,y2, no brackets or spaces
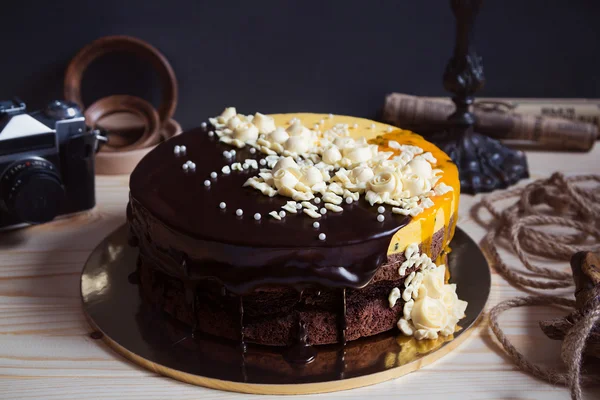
286,121,310,137
406,156,433,179
300,166,323,186
285,136,310,154
268,127,289,144
368,171,402,194
272,156,299,174
411,296,449,332
226,115,243,130
253,112,276,134
420,265,446,299
440,283,459,314
220,107,237,121
402,173,429,197
350,165,374,183
323,146,342,165
334,136,356,151
234,122,259,142
344,145,372,164
374,159,404,174
273,169,299,190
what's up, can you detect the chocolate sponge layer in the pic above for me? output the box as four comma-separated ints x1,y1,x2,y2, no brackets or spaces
136,225,449,346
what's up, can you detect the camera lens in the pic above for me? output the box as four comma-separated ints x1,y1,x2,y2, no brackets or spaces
1,158,66,224
44,100,82,120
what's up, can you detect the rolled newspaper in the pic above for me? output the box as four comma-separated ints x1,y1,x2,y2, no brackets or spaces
383,93,598,151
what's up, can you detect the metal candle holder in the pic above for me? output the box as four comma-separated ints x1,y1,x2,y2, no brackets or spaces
430,0,529,194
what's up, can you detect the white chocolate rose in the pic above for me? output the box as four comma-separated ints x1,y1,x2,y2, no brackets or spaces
268,127,289,144
226,115,242,130
253,112,276,134
334,137,356,151
440,284,458,314
411,296,449,332
273,169,299,190
286,121,310,137
300,166,323,186
272,156,299,173
420,265,446,299
323,147,342,165
220,107,237,121
344,145,372,164
285,136,310,154
233,122,259,142
402,173,428,197
406,156,433,179
375,160,403,174
350,165,374,183
368,171,401,194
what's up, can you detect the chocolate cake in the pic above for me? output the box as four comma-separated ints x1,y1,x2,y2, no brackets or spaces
127,110,467,357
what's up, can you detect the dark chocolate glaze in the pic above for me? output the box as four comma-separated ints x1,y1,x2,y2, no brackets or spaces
128,126,411,294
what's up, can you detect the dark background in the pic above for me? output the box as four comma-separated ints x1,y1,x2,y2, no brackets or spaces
1,0,598,129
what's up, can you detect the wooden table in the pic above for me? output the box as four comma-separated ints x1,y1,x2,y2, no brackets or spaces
2,145,599,400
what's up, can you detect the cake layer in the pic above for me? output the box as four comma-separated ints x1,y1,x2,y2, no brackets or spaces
128,113,459,294
135,225,448,346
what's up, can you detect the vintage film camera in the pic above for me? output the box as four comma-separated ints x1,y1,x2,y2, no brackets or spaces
0,98,104,229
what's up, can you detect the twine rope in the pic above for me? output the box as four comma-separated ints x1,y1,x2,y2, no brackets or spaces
481,173,600,399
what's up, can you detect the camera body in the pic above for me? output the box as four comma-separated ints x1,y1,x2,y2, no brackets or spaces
0,99,100,229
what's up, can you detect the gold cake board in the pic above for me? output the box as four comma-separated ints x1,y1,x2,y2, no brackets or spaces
81,225,490,395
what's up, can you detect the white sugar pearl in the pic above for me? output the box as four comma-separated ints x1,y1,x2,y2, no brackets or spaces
279,211,286,218
204,180,211,187
174,145,181,154
318,233,326,241
254,213,261,221
313,124,319,129
319,119,325,125
377,206,385,214
223,151,231,158
236,209,243,216
296,203,302,210
180,145,187,153
243,163,249,170
377,214,385,222
201,122,207,128
219,202,226,209
182,163,189,171
313,222,320,229
320,208,327,215
250,147,256,154
328,113,334,119
314,197,321,204
259,159,267,166
345,197,353,204
189,162,196,170
230,150,236,156
208,131,215,137
353,123,358,129
386,126,393,132
370,123,376,129
210,172,218,179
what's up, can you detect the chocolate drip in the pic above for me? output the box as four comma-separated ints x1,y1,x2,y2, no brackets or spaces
184,283,198,338
239,295,247,382
337,288,348,379
341,288,347,345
